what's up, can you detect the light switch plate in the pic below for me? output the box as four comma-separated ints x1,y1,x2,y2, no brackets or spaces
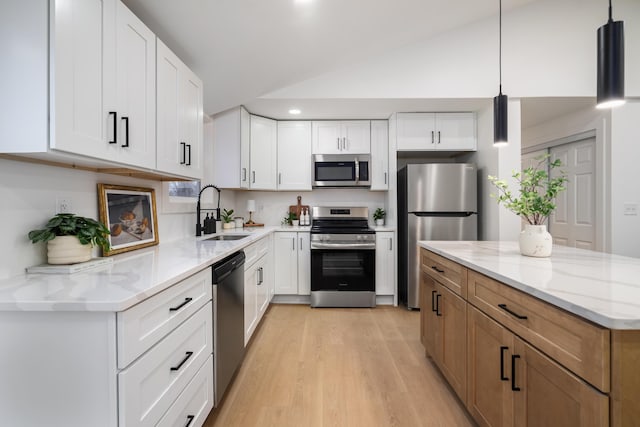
623,203,638,216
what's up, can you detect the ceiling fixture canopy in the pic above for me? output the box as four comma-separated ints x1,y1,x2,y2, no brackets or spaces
494,0,508,147
596,0,625,109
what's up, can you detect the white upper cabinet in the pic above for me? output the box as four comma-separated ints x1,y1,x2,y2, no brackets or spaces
249,115,277,190
370,120,389,191
277,121,312,190
312,121,371,154
212,106,251,189
396,113,476,151
156,39,203,180
114,1,156,169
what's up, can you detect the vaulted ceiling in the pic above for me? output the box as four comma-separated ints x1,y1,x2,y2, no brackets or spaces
123,0,541,117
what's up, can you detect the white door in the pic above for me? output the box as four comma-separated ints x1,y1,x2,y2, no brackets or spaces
396,113,436,150
274,232,298,295
249,115,277,190
256,257,269,317
115,1,156,168
370,120,389,190
312,121,342,154
375,232,394,295
436,113,476,151
156,40,181,174
179,68,203,179
277,121,312,190
244,262,258,345
52,0,116,158
297,233,310,296
341,121,371,154
549,139,597,250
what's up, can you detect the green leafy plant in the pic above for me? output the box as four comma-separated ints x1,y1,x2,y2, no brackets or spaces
221,209,235,223
373,208,386,221
281,211,297,226
488,155,568,225
28,213,111,252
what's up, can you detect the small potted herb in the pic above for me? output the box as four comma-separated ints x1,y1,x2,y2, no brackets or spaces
221,209,235,229
28,213,111,264
281,211,297,226
488,154,567,257
373,208,386,226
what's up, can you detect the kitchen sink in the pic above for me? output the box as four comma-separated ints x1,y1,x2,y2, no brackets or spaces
204,234,249,241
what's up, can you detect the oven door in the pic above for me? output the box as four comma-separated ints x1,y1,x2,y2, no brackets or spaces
311,248,375,292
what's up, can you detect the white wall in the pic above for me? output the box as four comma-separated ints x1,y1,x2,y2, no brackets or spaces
263,0,640,100
610,102,640,258
233,190,386,227
0,158,198,280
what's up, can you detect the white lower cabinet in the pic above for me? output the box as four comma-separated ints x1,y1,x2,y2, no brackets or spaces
244,235,273,345
118,301,213,426
156,355,214,427
375,231,395,295
274,231,310,295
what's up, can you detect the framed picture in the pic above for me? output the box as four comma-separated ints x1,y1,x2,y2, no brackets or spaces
98,184,159,256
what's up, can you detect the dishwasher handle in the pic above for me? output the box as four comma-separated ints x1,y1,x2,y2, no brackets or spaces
212,251,246,283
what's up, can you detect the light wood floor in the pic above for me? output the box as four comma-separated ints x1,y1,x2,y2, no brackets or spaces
204,304,474,427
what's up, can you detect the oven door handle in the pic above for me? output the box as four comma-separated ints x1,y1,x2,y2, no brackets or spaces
311,242,375,250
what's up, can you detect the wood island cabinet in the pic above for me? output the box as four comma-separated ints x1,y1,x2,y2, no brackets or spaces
420,247,640,427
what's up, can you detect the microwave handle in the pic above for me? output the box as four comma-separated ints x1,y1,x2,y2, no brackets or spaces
354,158,360,184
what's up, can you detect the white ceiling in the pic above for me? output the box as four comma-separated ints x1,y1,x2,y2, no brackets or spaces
122,0,592,124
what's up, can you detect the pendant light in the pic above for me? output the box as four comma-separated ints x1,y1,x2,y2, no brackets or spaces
494,0,508,147
596,0,625,109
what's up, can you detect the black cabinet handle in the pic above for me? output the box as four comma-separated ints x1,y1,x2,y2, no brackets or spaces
170,351,194,371
186,144,191,166
252,171,256,183
242,168,247,182
498,304,528,320
437,131,441,144
435,294,442,316
184,415,195,427
431,290,437,312
500,346,509,381
431,265,445,273
169,297,193,312
108,111,117,144
431,130,435,144
180,142,186,164
121,117,129,147
511,354,521,391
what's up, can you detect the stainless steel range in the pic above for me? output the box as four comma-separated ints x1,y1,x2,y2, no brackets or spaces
310,207,376,308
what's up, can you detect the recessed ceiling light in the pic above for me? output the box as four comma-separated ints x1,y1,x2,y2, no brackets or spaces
288,108,301,115
294,0,313,4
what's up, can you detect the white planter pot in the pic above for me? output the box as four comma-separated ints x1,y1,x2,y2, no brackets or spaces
222,222,235,229
375,219,384,226
519,224,552,257
47,236,92,265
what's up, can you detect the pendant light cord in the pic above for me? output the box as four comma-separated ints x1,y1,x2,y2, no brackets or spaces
499,0,503,95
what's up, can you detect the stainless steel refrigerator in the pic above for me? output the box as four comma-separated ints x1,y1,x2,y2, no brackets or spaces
398,163,478,309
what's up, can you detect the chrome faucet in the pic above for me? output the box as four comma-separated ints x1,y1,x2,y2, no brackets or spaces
196,184,221,236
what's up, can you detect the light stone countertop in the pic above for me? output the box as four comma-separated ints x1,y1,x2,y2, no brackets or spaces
0,227,281,312
419,241,640,330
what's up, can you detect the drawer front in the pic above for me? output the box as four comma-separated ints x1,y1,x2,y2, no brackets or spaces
118,302,213,427
118,269,212,368
156,355,214,427
467,270,610,392
421,249,467,297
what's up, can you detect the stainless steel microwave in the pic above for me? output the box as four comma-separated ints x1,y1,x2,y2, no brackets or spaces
312,154,371,188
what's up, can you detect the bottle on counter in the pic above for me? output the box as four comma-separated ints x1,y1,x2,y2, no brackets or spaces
301,208,308,226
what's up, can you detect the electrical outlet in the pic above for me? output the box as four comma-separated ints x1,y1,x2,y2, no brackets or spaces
56,197,73,214
624,203,638,216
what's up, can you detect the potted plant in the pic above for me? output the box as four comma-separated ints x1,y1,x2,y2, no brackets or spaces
488,155,568,257
281,211,297,226
28,213,111,264
373,208,386,226
221,209,235,229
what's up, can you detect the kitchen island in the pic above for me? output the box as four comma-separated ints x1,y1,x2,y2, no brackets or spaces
418,241,640,427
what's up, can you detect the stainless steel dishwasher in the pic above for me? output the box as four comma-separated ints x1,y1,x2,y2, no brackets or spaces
212,251,245,407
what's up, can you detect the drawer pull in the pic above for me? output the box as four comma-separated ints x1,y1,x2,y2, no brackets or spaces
169,297,193,312
170,351,194,372
431,266,445,273
511,354,521,391
498,303,528,320
435,294,442,317
184,415,195,427
431,290,437,312
500,346,509,381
